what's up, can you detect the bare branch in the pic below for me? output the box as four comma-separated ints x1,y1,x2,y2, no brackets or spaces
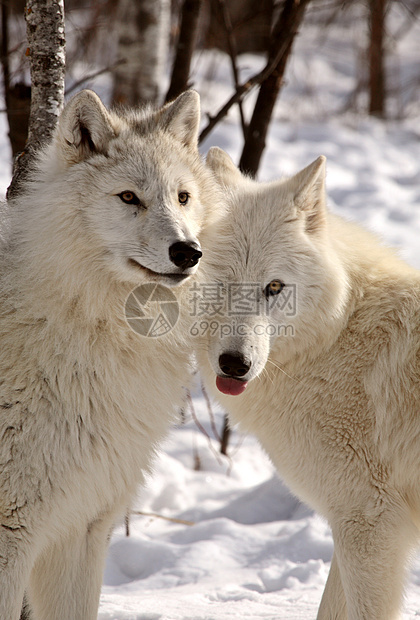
66,60,124,97
186,390,224,467
199,33,291,144
220,415,231,456
125,511,130,537
217,0,247,140
132,511,195,526
201,381,221,442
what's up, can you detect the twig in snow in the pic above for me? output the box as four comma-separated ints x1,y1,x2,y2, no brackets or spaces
132,511,195,526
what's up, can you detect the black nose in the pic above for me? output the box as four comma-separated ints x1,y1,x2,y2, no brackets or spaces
169,241,202,270
219,353,251,378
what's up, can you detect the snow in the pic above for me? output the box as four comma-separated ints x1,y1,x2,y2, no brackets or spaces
1,4,420,618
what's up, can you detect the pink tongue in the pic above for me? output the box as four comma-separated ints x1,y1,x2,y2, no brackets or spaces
216,376,248,396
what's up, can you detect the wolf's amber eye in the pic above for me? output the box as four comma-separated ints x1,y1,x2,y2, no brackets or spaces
118,191,140,206
264,279,285,297
178,191,189,205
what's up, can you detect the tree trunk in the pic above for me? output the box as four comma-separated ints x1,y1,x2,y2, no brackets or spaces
239,0,311,178
1,2,10,124
112,0,170,106
7,0,66,199
369,0,386,117
165,0,203,103
1,2,31,158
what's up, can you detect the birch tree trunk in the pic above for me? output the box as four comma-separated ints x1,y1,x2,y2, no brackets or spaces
112,0,170,106
7,0,66,199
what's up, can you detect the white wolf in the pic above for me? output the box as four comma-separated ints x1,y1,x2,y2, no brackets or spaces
196,147,420,619
0,89,218,620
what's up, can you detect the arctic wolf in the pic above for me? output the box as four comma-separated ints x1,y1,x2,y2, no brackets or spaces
0,89,218,620
196,147,420,619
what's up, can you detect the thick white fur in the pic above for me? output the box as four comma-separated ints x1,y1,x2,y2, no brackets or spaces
0,90,219,620
197,147,420,620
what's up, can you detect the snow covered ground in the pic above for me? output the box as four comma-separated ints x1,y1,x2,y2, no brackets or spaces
1,4,420,618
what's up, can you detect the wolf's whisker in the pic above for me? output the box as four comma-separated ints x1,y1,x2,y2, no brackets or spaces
260,365,274,386
266,358,300,383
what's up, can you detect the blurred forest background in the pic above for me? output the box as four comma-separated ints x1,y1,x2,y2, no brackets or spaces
1,0,419,181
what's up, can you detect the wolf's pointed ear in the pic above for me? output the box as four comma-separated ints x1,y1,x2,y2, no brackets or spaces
55,90,117,165
292,156,327,234
206,147,242,185
160,90,200,149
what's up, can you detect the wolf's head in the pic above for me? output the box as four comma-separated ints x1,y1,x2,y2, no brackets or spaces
196,148,349,396
23,89,218,290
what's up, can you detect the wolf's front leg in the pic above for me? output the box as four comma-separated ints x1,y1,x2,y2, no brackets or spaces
0,527,35,620
27,511,118,620
331,506,414,620
317,553,347,619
